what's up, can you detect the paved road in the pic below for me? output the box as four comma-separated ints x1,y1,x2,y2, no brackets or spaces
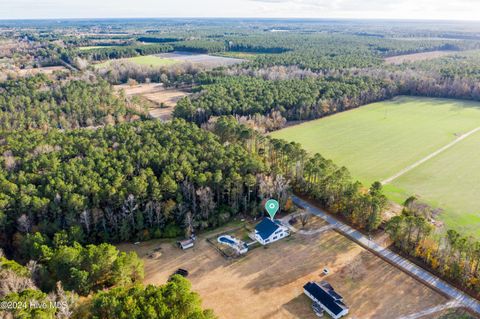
382,126,480,185
292,195,480,314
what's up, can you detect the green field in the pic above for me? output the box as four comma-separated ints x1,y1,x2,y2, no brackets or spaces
95,55,179,68
215,51,270,60
78,45,111,50
271,96,480,237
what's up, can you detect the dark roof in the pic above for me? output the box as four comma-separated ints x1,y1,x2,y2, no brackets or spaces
328,290,344,301
255,218,280,240
319,281,343,300
303,282,346,316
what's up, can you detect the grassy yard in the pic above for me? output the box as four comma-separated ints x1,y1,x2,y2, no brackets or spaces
271,96,480,237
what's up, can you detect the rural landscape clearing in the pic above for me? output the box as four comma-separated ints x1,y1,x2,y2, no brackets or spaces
120,223,449,319
3,2,480,319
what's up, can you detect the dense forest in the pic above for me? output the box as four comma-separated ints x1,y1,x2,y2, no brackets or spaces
174,75,396,123
0,119,266,250
0,115,388,254
0,74,147,131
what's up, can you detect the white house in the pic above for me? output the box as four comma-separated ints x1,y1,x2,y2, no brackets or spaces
254,218,290,245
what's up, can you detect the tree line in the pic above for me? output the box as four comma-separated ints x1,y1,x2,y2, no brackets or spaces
205,116,388,231
386,198,480,296
73,44,174,61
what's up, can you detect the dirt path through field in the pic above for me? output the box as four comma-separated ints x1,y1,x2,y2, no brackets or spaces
382,126,480,185
397,300,459,319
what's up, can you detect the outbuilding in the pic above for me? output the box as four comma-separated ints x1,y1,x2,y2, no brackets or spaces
303,281,349,319
178,235,196,250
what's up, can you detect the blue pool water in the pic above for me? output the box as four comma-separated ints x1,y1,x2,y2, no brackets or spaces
219,236,235,245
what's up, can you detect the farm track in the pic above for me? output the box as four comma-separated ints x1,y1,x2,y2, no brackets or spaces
292,195,480,315
396,300,459,319
382,126,480,185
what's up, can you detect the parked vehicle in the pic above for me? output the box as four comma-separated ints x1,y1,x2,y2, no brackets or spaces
169,268,189,281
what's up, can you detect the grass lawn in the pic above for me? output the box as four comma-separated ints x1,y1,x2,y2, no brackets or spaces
270,96,480,236
95,55,179,68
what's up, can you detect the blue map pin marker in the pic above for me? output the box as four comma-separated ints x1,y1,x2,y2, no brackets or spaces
265,199,280,219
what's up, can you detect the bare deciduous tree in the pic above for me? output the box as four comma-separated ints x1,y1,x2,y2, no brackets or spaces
299,212,311,228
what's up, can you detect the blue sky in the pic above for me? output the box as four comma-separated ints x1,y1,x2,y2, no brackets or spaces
1,0,479,20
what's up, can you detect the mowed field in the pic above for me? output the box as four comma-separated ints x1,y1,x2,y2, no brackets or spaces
271,96,480,236
96,55,180,68
96,51,244,69
119,225,448,319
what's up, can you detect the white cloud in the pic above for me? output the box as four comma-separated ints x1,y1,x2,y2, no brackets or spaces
0,0,479,20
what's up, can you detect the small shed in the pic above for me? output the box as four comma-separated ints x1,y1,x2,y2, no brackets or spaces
178,238,195,250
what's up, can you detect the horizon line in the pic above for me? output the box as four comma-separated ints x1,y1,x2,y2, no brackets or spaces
1,16,480,23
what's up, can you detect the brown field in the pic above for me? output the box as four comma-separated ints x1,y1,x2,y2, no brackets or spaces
120,224,449,319
384,50,457,64
155,51,244,68
114,83,189,120
296,214,329,230
16,66,68,76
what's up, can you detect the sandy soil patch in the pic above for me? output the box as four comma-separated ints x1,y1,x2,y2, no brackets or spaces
114,83,189,120
120,225,447,319
15,66,68,76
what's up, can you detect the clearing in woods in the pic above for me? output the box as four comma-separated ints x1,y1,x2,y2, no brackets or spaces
96,55,180,68
115,83,189,121
119,224,448,319
95,51,244,69
384,50,458,64
270,96,480,237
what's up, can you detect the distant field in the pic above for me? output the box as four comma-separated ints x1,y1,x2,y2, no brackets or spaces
155,51,244,68
384,50,457,64
78,45,111,50
271,96,480,236
95,52,243,69
216,51,273,60
114,83,190,121
16,66,68,76
95,55,179,68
